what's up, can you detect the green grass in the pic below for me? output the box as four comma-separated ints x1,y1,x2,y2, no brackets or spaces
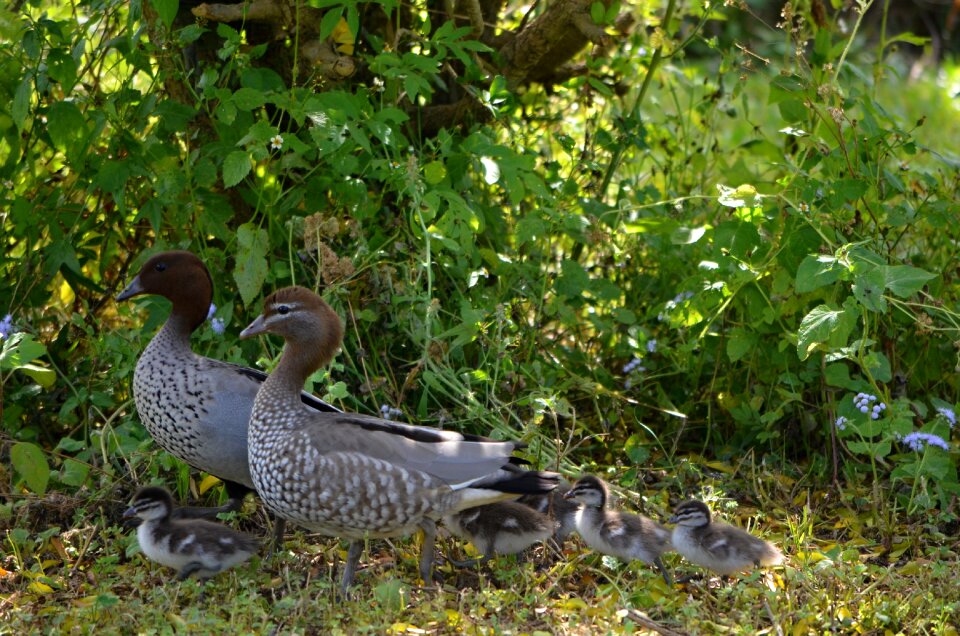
3,461,959,635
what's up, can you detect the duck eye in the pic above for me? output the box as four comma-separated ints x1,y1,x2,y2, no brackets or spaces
277,304,291,315
154,263,167,272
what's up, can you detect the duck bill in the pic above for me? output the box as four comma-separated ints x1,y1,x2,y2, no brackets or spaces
239,314,268,339
122,505,138,518
667,515,679,524
116,275,144,301
562,491,576,500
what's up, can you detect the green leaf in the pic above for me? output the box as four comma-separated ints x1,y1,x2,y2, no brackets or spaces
852,268,886,312
590,1,604,24
222,151,251,188
726,328,757,362
60,459,90,487
232,87,266,110
46,101,87,156
423,160,446,185
11,442,49,496
555,260,590,298
624,434,650,464
795,255,845,293
12,77,31,131
18,363,56,388
233,223,269,306
151,0,179,30
797,303,856,360
884,265,935,298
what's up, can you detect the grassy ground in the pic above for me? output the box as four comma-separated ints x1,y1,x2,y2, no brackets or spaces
3,459,958,635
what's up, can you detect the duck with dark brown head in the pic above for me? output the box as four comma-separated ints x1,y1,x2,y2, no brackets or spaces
116,251,340,536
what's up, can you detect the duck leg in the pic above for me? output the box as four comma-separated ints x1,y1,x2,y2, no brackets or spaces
654,556,673,585
340,540,364,596
177,561,205,581
418,520,439,583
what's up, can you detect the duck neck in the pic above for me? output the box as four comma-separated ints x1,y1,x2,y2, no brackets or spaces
262,335,329,406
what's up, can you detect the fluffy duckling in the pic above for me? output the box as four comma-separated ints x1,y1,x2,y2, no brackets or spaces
444,501,557,566
124,486,259,581
564,475,673,584
517,479,579,543
668,499,783,577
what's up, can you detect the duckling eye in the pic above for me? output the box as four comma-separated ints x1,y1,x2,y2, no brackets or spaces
154,262,167,272
277,304,291,315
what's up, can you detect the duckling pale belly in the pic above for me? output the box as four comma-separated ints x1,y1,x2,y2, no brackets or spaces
671,525,776,575
574,508,671,564
136,520,256,578
249,432,460,538
133,329,252,488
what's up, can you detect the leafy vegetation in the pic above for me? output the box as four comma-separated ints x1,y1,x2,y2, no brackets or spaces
2,0,959,632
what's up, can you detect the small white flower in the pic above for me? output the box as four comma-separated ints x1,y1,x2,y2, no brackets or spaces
270,134,284,150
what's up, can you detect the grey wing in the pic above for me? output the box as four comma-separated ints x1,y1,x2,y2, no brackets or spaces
302,412,518,485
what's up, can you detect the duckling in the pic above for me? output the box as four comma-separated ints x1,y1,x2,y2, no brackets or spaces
239,286,558,594
517,479,579,543
444,501,557,566
668,499,783,577
564,475,673,584
124,486,259,581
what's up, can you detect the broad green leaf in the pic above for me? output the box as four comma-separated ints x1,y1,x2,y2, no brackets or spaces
423,160,446,185
60,459,90,487
884,265,935,297
852,268,886,312
151,0,179,30
222,151,251,188
797,304,856,360
824,363,862,390
18,363,56,388
46,101,87,156
11,442,49,495
846,439,890,459
863,351,892,383
232,87,266,110
726,328,757,362
12,77,31,132
233,223,269,306
624,434,650,464
555,260,590,298
795,254,845,293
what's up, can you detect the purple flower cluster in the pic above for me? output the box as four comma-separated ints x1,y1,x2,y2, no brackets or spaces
854,393,886,420
622,357,646,374
206,304,226,334
834,415,848,431
0,314,13,340
646,339,657,354
902,432,949,452
658,291,694,321
936,406,957,428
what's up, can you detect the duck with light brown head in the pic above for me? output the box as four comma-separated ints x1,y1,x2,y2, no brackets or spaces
240,285,559,595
